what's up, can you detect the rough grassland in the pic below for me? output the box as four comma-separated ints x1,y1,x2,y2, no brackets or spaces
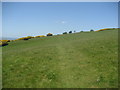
2,30,118,88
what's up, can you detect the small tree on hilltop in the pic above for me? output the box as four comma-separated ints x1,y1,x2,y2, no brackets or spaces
69,31,72,34
90,29,94,32
63,32,67,34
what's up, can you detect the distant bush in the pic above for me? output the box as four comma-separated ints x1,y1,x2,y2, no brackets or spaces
0,40,10,42
69,31,72,34
8,40,10,42
0,40,9,46
80,31,83,32
16,38,24,40
26,36,34,39
90,29,94,32
96,28,112,32
47,33,53,36
16,36,34,41
63,32,67,34
35,35,46,38
23,37,29,40
15,39,20,40
35,36,40,38
40,35,46,37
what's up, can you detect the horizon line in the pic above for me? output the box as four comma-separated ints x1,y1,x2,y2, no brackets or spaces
1,28,119,39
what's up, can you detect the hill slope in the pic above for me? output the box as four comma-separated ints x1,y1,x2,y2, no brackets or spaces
2,30,118,88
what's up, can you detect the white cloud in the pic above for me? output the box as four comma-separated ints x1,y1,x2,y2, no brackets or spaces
61,21,67,24
55,20,67,24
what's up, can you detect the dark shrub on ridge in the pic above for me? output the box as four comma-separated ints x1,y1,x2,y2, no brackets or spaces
90,29,94,32
63,32,67,34
69,31,72,33
47,33,53,36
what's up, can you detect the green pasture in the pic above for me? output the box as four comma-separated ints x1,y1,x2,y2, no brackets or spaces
2,29,118,88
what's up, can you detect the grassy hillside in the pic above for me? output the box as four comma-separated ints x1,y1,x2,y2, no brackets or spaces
2,29,118,88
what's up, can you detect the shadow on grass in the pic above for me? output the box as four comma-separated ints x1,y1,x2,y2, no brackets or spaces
0,43,8,47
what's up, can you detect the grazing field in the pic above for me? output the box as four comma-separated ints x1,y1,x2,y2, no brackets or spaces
2,29,118,88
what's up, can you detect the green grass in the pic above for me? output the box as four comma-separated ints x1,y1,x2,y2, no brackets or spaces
2,29,118,88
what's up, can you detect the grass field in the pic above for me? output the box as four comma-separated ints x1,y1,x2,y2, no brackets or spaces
2,29,118,88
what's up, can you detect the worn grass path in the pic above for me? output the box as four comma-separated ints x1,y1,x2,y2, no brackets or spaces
55,42,106,88
2,30,118,88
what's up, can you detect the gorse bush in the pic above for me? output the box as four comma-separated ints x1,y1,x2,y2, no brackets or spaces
16,36,34,40
35,36,40,38
0,40,9,46
96,28,113,32
40,35,46,37
26,36,34,39
0,40,10,42
35,35,46,38
47,33,53,36
16,38,25,40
